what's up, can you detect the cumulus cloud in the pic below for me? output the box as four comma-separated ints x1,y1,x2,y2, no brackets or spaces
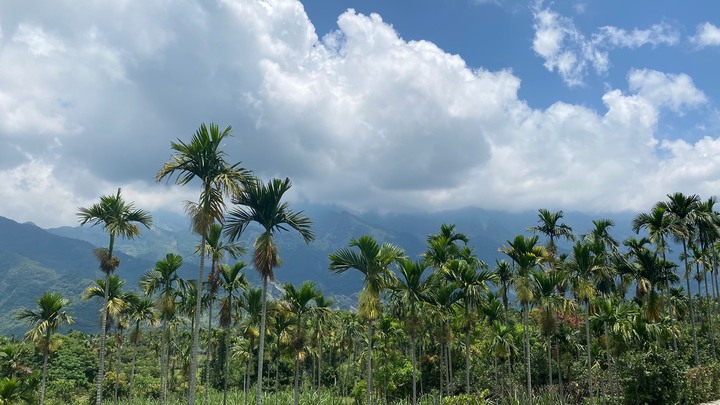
532,5,679,86
0,0,717,228
692,22,720,48
628,69,707,113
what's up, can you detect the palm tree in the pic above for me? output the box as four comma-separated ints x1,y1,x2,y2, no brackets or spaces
140,253,185,404
16,292,74,405
124,293,158,403
389,258,432,405
531,270,566,388
329,235,404,405
444,250,496,395
659,192,701,363
567,240,602,395
200,223,244,405
282,281,320,405
217,262,248,405
77,188,152,405
528,209,574,256
500,234,547,400
155,123,252,404
312,292,335,393
225,177,314,405
83,275,133,405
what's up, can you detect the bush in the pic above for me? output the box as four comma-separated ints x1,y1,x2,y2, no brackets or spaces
618,349,683,405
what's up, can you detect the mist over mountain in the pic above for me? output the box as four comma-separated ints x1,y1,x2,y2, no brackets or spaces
1,205,636,335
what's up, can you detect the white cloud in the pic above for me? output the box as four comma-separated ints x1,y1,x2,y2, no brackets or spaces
692,22,720,48
0,0,717,228
532,6,679,86
628,69,707,113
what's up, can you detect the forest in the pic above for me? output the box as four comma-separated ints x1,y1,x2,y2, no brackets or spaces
4,123,720,405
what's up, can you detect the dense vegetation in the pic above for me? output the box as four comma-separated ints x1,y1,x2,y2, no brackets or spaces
5,124,720,404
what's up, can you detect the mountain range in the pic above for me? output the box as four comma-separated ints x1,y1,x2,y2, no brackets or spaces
0,205,636,336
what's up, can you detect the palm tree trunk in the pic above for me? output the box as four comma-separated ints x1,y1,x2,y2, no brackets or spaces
411,335,417,405
366,322,373,405
40,340,49,405
584,301,592,400
603,321,612,398
114,330,122,405
161,319,168,405
96,270,111,405
294,352,300,405
189,232,207,405
129,327,139,403
705,268,717,357
465,327,471,395
547,337,552,386
556,344,564,404
524,304,531,402
684,242,700,365
222,328,229,405
447,342,453,396
257,276,269,405
206,302,213,405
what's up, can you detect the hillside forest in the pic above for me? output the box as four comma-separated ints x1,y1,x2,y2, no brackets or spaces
5,123,720,405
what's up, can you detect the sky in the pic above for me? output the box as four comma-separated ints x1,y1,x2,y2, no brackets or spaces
1,0,719,228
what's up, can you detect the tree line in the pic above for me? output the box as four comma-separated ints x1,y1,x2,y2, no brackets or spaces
5,123,720,404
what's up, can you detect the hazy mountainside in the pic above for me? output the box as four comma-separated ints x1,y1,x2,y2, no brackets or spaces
0,216,162,336
1,205,636,335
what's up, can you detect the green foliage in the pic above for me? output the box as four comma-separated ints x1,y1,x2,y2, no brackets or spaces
618,349,684,405
442,389,489,404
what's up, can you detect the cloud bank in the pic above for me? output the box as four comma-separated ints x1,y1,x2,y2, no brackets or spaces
0,0,717,228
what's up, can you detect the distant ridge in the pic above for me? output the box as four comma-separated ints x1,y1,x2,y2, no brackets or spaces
1,205,636,335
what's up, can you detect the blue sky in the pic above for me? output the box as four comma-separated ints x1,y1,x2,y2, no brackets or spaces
0,0,719,227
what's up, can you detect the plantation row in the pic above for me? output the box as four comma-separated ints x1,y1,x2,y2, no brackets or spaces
6,123,720,404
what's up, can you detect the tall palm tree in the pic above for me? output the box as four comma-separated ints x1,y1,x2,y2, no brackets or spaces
217,262,248,405
389,258,432,405
282,281,321,405
444,250,496,395
500,234,547,400
531,270,566,388
200,223,244,405
155,123,251,404
16,292,74,405
567,240,602,395
225,177,314,405
140,253,185,404
528,209,574,256
312,292,335,393
77,188,152,405
659,192,701,363
329,235,404,405
124,293,158,403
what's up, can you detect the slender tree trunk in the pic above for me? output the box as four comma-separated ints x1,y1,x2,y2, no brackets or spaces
604,322,612,399
447,341,453,396
206,302,213,405
556,344,564,404
114,330,122,405
294,352,300,405
366,322,373,405
189,232,207,405
257,276,269,405
547,337,553,386
584,301,592,401
222,329,229,405
161,320,168,405
524,304,531,401
96,270,111,405
465,327,471,395
129,328,139,403
411,335,417,405
40,340,49,405
684,242,700,365
705,265,717,357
